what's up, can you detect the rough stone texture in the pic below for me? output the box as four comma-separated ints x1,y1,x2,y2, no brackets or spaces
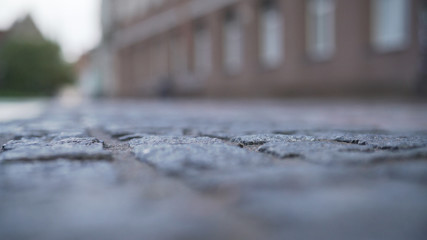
258,140,427,165
0,137,111,162
231,134,316,146
133,143,271,176
332,133,427,150
1,99,427,240
129,135,223,147
106,126,185,139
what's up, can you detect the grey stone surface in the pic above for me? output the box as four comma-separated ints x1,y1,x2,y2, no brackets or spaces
332,133,427,150
235,181,427,240
133,143,271,176
231,134,316,146
129,135,223,147
106,126,185,138
1,99,427,240
258,140,427,165
0,159,116,189
0,137,111,162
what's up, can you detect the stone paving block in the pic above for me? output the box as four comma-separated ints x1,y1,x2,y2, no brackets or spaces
118,133,149,141
118,128,189,141
197,130,240,140
104,125,185,138
225,125,296,137
332,133,427,150
0,137,111,162
3,122,87,140
191,120,301,141
231,134,316,146
2,131,89,150
49,131,89,140
133,143,271,176
258,140,427,165
129,135,223,147
2,137,46,151
307,131,427,148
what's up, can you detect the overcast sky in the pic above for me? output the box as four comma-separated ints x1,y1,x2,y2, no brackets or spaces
0,0,101,62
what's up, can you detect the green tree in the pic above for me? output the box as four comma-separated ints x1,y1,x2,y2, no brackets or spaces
0,39,74,96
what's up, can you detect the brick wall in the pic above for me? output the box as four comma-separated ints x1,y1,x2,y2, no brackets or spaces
108,0,422,97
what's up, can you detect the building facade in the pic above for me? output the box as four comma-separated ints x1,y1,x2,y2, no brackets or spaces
102,0,425,97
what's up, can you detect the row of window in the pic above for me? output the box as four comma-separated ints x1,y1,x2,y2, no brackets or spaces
150,0,411,79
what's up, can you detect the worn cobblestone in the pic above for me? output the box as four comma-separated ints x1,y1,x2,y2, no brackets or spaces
0,137,111,162
133,143,272,176
258,140,427,165
1,100,427,240
231,134,316,146
128,135,224,147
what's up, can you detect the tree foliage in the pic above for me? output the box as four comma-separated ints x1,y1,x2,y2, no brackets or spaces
0,39,74,96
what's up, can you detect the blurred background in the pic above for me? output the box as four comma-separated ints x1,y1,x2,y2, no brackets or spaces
0,0,426,99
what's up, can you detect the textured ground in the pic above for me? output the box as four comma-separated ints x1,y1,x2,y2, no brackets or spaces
1,99,427,240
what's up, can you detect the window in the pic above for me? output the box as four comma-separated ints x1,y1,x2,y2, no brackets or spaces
260,0,283,69
223,8,243,75
194,22,212,77
371,0,410,52
306,0,335,60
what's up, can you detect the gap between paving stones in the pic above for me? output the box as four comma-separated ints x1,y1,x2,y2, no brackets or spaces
84,120,427,195
87,127,269,237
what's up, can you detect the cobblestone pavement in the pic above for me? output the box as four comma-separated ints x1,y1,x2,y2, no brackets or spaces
1,99,427,240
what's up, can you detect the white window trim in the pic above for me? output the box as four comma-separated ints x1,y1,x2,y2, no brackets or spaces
223,8,243,75
259,0,284,69
306,0,336,61
371,0,411,53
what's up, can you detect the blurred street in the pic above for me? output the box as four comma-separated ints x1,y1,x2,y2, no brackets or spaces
1,1,426,238
1,99,427,240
